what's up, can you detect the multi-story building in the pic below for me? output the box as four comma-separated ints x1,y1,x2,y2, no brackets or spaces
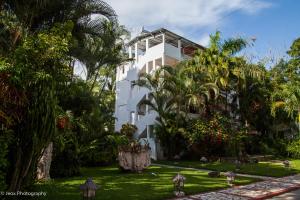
114,28,204,160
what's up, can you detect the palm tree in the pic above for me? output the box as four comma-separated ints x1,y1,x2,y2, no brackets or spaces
135,64,218,157
0,0,121,64
187,31,264,118
135,68,178,157
270,37,300,124
270,59,300,122
162,64,218,116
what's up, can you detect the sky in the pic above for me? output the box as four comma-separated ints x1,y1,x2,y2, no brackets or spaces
105,0,300,64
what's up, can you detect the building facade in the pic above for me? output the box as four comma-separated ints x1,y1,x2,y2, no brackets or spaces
114,28,204,160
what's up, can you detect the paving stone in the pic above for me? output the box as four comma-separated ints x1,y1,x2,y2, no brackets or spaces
275,174,300,185
190,192,250,200
220,181,299,198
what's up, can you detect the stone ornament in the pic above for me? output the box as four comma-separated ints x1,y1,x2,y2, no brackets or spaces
173,173,186,197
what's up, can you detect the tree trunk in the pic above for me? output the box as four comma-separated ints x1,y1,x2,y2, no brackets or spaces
8,147,22,191
8,145,34,191
37,142,53,181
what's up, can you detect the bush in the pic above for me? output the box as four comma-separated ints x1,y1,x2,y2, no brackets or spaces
50,129,80,178
287,139,300,158
79,133,128,166
186,113,249,158
50,143,80,178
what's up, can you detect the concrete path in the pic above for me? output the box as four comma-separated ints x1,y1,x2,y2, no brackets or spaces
270,188,300,199
152,164,300,200
172,175,300,200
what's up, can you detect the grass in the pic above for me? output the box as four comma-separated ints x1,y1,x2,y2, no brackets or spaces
155,159,300,177
34,165,258,200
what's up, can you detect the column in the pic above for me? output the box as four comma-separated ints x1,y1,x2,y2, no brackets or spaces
153,59,156,70
146,93,149,113
178,39,182,60
146,61,149,73
146,125,150,139
146,38,149,52
135,111,138,122
162,34,165,66
135,42,138,63
128,46,132,58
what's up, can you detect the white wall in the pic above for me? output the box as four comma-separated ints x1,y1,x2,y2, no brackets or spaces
115,36,185,159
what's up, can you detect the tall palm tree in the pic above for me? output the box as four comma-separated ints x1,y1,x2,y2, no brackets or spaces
270,59,300,122
162,64,218,116
135,64,218,157
1,0,119,61
135,67,186,158
187,31,264,118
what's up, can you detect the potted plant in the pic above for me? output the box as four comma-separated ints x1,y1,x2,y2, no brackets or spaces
118,123,151,172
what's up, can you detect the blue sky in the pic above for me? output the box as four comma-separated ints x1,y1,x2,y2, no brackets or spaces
106,0,300,64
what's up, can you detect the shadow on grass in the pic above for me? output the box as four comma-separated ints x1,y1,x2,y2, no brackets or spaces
156,159,300,177
34,165,257,200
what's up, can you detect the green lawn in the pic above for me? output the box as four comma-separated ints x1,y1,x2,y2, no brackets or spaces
155,159,300,177
34,165,258,200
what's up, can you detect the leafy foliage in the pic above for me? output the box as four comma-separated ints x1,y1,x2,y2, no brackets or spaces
186,113,248,157
287,139,300,158
0,22,74,191
120,123,137,140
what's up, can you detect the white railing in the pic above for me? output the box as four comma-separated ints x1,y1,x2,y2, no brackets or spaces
165,43,181,60
136,43,164,71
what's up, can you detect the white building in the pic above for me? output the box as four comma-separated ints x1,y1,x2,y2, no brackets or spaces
115,28,204,160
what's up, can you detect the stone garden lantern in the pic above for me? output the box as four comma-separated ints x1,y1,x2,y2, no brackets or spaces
235,160,241,170
200,156,208,163
80,178,99,200
172,173,186,197
283,160,290,168
224,171,236,186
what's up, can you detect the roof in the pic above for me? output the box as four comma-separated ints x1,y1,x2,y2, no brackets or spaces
127,28,205,50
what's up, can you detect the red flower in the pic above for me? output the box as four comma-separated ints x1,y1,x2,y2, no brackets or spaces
57,116,68,129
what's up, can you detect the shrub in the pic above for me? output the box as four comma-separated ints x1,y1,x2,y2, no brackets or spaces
79,133,128,166
50,142,80,178
186,113,249,158
287,139,300,158
50,128,80,178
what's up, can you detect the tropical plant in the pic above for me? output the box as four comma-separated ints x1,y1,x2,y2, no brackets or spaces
187,31,264,118
120,123,137,140
0,0,117,50
185,112,248,158
0,0,129,190
0,22,73,191
287,138,300,158
270,38,300,122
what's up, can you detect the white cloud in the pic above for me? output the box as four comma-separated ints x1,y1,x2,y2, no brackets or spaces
197,34,211,47
106,0,271,32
